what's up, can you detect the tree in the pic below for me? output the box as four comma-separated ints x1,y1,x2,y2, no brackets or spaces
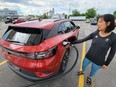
38,13,48,19
28,15,35,18
42,13,48,19
85,8,97,18
81,13,86,16
72,9,80,16
96,14,100,19
113,11,116,18
63,13,68,19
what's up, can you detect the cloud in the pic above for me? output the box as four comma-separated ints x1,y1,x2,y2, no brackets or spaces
0,0,116,15
1,0,42,7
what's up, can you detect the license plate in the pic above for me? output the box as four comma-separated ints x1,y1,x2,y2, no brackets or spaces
12,65,20,71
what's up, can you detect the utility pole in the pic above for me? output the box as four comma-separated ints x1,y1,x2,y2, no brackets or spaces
96,2,100,13
68,4,71,19
69,4,71,15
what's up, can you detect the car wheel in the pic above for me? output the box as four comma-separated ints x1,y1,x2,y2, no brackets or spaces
5,22,7,24
59,48,70,73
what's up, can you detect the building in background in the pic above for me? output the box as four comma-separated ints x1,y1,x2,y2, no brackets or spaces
52,14,65,19
47,8,65,19
47,8,54,18
0,8,18,19
69,16,86,21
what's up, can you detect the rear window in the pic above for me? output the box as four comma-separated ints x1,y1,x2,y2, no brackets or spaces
2,27,49,46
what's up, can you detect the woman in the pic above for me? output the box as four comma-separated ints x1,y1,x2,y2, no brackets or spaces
67,14,116,85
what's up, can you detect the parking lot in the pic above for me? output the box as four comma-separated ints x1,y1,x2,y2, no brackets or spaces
0,21,116,87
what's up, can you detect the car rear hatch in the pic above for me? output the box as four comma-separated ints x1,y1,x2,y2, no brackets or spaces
0,26,50,54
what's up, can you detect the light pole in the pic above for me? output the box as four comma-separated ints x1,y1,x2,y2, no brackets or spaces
96,2,100,13
69,4,71,15
68,4,71,19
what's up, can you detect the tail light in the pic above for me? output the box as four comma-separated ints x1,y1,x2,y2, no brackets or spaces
3,46,58,60
25,46,58,59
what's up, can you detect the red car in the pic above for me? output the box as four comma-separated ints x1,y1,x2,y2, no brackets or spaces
0,19,79,81
12,19,26,24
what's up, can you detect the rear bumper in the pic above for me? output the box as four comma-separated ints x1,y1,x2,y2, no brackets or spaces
8,62,58,81
1,50,61,78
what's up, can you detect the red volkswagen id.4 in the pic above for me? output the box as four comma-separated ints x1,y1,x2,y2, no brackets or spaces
0,19,79,81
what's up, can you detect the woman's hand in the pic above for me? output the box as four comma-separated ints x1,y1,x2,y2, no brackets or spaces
102,65,107,70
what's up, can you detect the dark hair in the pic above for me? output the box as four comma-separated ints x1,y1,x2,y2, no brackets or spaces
98,14,115,33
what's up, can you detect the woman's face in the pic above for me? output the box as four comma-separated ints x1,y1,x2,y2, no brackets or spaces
97,18,107,31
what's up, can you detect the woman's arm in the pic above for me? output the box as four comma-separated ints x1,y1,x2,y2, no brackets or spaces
70,31,96,44
104,39,116,66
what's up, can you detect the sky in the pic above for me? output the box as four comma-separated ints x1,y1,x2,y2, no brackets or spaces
0,0,116,15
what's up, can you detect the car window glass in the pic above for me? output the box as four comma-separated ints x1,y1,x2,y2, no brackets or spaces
64,22,71,33
58,23,65,33
2,27,43,46
12,32,31,43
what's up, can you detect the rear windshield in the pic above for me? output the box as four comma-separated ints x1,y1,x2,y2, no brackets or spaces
2,27,49,46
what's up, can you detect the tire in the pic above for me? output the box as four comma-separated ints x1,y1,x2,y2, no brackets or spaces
5,22,8,24
59,48,70,73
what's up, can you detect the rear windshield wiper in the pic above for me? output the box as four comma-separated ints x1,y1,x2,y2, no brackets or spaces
6,39,26,45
